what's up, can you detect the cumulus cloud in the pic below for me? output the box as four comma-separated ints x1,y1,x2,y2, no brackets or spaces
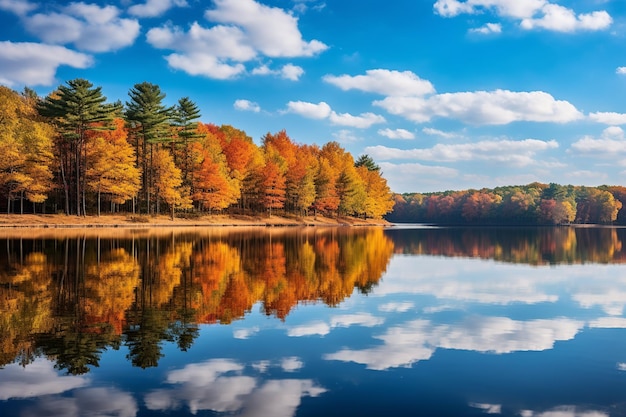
24,3,140,52
285,100,385,128
570,126,626,155
329,111,386,128
378,128,415,140
234,99,261,112
280,357,304,372
325,316,583,370
146,0,326,79
287,321,331,337
332,129,360,143
233,325,260,338
520,406,609,417
128,0,188,17
0,0,36,15
374,89,583,125
366,138,558,166
285,101,332,119
434,0,612,32
520,4,612,32
323,69,435,96
379,302,415,313
617,67,626,75
422,127,462,139
0,358,89,400
145,359,325,417
281,63,304,80
252,63,304,80
21,387,137,417
469,22,502,34
588,112,626,125
0,41,92,86
330,313,385,328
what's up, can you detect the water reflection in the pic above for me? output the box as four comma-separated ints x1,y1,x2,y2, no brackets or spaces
0,227,393,372
3,226,626,417
388,226,626,264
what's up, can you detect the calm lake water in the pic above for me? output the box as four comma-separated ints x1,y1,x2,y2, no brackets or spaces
2,225,626,417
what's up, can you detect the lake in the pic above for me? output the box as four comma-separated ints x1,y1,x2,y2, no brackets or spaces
2,225,626,417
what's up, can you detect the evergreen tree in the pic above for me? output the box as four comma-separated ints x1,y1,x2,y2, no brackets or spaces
125,82,173,214
38,79,117,215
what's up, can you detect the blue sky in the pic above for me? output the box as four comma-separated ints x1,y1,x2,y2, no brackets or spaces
1,0,626,193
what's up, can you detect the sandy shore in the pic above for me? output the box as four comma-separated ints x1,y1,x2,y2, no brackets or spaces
0,213,389,228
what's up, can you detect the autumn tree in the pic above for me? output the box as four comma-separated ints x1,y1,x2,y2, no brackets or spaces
259,159,287,216
0,87,55,213
153,148,192,219
85,118,140,215
191,130,239,213
357,165,394,219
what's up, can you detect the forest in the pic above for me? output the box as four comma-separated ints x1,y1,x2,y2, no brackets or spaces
388,182,626,225
0,80,394,219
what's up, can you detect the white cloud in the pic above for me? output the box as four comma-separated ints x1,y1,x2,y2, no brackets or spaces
332,129,360,143
617,67,626,75
128,0,188,17
22,387,137,417
287,321,330,337
379,302,415,313
570,126,626,155
145,359,325,417
146,0,326,79
166,52,246,79
280,357,304,372
366,138,558,166
470,403,502,414
588,112,626,125
0,0,36,15
520,406,609,417
24,3,140,52
330,313,385,328
324,316,582,370
285,101,332,119
0,358,89,400
0,41,92,87
323,69,435,96
378,128,415,140
469,22,502,34
251,63,304,80
205,0,327,58
234,99,261,113
233,325,260,338
280,63,304,80
520,4,612,32
374,89,583,125
434,0,545,19
434,0,612,32
329,111,386,128
422,127,462,139
285,100,384,128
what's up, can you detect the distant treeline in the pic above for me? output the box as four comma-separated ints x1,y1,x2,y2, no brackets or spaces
0,80,394,219
387,183,626,225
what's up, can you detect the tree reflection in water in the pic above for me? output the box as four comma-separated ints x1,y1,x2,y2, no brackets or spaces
0,227,393,373
2,225,626,374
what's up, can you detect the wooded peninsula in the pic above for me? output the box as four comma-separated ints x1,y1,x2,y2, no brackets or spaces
388,183,626,225
0,79,394,221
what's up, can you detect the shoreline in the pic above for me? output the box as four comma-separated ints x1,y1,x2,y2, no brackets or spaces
0,213,390,229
